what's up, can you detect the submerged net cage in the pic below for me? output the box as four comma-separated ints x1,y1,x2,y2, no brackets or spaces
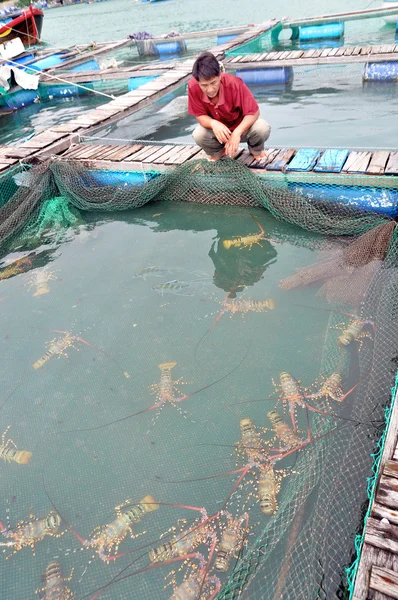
0,157,397,600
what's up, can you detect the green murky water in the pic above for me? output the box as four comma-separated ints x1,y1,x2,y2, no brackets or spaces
0,201,357,599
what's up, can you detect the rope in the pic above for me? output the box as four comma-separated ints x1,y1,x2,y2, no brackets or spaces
5,57,116,100
78,135,188,146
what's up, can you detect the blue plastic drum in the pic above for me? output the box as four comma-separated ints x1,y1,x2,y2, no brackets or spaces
299,22,344,41
236,67,294,85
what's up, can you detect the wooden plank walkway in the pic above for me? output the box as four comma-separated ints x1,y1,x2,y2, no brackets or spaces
52,142,398,179
0,22,280,173
283,5,398,28
224,43,398,69
39,66,174,84
353,384,398,600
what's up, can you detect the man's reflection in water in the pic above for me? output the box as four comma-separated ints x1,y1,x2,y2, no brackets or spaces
209,233,277,298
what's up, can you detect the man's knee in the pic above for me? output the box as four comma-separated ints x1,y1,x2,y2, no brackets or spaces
252,118,271,142
193,125,210,145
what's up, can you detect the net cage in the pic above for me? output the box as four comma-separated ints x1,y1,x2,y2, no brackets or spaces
0,156,397,600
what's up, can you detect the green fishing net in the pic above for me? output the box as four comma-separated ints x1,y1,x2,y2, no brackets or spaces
0,156,397,600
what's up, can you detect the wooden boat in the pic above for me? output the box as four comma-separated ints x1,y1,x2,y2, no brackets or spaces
0,6,44,47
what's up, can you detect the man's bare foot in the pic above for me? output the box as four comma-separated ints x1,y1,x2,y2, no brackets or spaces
251,150,267,160
206,149,226,162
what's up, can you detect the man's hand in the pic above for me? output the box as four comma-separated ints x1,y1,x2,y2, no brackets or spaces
211,120,231,144
225,130,241,158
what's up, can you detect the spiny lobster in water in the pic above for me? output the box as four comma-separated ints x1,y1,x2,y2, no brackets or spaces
83,495,159,562
36,561,74,600
1,511,63,557
0,425,32,465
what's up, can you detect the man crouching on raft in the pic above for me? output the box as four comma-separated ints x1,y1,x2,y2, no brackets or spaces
188,51,271,161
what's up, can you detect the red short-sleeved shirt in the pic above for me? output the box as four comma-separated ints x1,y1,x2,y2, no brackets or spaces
188,73,259,131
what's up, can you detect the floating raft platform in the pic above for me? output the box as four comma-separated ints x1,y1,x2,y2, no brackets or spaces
56,143,398,180
224,43,398,68
353,383,398,600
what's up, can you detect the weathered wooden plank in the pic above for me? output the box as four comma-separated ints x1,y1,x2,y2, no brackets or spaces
251,148,280,170
48,122,81,133
373,502,398,526
142,144,175,163
313,148,349,173
164,146,192,165
22,132,67,149
70,145,107,160
266,148,296,171
386,152,398,175
378,475,398,509
238,149,256,167
127,145,163,162
190,149,208,161
168,145,202,164
289,50,304,59
152,146,186,165
277,51,291,60
354,542,398,600
102,144,144,161
371,45,384,55
342,151,372,174
370,566,398,599
360,46,372,55
3,147,35,159
381,44,396,53
367,150,390,175
62,145,96,159
141,146,172,163
384,461,398,479
62,144,84,158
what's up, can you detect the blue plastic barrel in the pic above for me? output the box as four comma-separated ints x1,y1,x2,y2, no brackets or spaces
156,41,185,55
236,67,294,85
299,22,344,41
27,53,66,72
288,182,398,217
88,170,159,187
4,88,39,109
38,82,82,99
70,60,100,72
217,34,238,45
364,61,398,81
128,75,158,91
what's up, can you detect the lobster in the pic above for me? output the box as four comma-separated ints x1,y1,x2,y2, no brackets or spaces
214,512,248,572
1,511,63,557
149,509,215,564
36,561,74,600
234,418,273,467
0,425,32,464
29,269,57,297
221,297,275,316
84,495,159,561
307,373,345,403
222,215,272,250
267,410,304,451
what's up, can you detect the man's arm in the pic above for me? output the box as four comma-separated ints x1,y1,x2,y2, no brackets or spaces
196,115,231,144
225,110,260,157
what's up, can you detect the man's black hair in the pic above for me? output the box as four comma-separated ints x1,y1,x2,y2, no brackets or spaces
192,52,221,81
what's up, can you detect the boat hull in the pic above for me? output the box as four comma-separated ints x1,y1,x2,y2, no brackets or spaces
0,7,44,46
